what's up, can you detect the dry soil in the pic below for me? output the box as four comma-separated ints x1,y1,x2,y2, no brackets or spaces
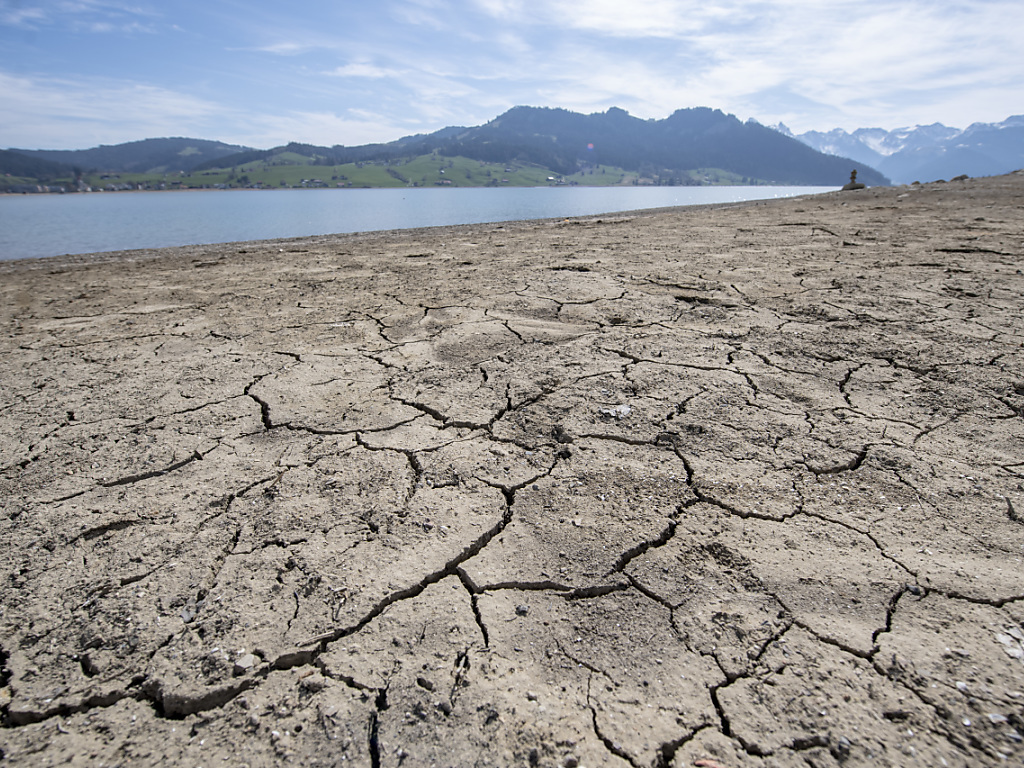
1,173,1023,767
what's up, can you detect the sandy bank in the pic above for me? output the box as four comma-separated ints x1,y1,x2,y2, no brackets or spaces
2,173,1023,766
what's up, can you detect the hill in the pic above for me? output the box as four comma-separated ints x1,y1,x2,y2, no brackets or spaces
0,149,74,184
11,137,252,175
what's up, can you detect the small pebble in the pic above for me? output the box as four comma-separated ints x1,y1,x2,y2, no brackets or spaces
834,736,852,757
515,604,529,616
234,653,257,676
300,673,328,692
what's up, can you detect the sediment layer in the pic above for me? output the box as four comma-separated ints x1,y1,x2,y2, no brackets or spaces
2,173,1023,766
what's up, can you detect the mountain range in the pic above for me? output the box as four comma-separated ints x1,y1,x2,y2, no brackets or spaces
775,116,1024,185
330,106,889,186
10,109,1022,193
4,107,888,190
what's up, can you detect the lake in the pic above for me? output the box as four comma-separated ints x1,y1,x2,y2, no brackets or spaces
0,185,835,261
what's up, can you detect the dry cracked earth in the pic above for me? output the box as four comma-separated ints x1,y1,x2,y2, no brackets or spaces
1,173,1023,767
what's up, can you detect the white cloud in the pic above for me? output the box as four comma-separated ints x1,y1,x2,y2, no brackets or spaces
706,1,1024,130
243,41,317,55
471,0,741,38
0,72,222,148
242,0,1024,137
389,3,447,30
324,62,401,79
500,0,1024,131
467,0,523,19
80,20,153,33
226,110,419,148
3,0,1023,150
1,5,48,27
543,0,714,37
2,0,162,31
0,70,435,149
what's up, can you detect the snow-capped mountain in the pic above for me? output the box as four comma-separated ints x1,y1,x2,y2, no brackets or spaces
775,116,1024,184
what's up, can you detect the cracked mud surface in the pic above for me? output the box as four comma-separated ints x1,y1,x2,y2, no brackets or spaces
2,172,1024,767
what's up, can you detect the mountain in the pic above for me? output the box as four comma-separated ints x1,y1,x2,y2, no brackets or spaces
11,137,252,175
198,106,888,187
189,131,467,172
436,106,887,185
4,107,890,190
776,116,1024,184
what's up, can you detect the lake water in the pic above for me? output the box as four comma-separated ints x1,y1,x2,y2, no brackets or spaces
0,185,834,261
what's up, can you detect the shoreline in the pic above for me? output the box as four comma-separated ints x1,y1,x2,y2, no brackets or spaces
2,172,1022,765
0,177,808,195
2,185,839,268
0,184,837,263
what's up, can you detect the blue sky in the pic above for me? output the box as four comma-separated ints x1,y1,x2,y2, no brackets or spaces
2,0,1022,150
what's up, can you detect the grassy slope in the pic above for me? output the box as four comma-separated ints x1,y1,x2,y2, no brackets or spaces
148,155,639,189
10,152,770,191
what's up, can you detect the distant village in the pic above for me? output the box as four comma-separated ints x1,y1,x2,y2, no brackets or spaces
2,167,581,194
3,173,322,194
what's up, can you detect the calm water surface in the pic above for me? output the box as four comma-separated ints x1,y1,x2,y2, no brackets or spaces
0,186,834,261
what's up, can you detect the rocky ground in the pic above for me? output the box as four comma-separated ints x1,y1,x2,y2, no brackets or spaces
1,173,1023,767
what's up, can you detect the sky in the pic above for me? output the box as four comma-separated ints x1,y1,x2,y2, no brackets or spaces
2,0,1022,150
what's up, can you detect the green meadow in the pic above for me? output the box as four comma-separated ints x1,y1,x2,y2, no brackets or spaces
59,154,765,192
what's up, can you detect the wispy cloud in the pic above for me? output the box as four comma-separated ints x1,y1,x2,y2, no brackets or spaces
237,111,417,148
2,0,1022,149
241,41,319,56
458,0,1024,131
470,0,739,37
324,62,402,79
0,69,434,149
0,71,222,148
389,1,448,30
542,0,721,37
1,5,48,27
2,0,162,30
75,19,155,33
685,0,1024,129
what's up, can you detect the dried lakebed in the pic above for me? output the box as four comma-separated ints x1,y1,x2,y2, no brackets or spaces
1,173,1023,767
